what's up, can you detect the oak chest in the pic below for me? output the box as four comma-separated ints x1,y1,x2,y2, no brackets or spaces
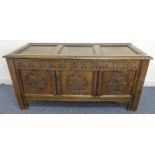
4,43,152,111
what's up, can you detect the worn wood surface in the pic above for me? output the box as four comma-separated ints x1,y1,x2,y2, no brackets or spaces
4,43,153,59
6,59,28,109
4,43,152,111
128,60,150,111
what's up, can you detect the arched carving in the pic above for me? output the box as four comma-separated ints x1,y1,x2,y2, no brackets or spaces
66,72,88,93
107,72,128,91
26,71,48,91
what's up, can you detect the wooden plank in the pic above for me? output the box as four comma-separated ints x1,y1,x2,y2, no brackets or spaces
3,54,151,59
25,94,130,102
28,43,130,46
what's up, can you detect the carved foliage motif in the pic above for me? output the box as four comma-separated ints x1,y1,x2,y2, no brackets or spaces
66,72,88,93
15,59,139,71
107,72,128,91
26,71,48,91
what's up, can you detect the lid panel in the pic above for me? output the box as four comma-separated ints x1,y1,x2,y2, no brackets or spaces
20,45,57,55
100,47,137,56
60,46,94,56
20,45,136,56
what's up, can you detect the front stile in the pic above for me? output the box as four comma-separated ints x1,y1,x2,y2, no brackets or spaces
128,60,150,111
6,59,28,109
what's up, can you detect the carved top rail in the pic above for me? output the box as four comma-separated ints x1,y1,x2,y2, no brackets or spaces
14,59,140,71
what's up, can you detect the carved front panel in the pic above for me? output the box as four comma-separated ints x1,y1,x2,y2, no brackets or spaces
15,59,140,71
60,71,93,95
20,70,54,94
100,71,136,95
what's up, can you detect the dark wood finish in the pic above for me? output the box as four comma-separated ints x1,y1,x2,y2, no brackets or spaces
100,71,136,95
128,60,150,111
6,59,28,109
4,43,153,111
20,70,54,94
60,71,94,96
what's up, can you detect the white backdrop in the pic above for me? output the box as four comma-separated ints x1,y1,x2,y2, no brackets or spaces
0,0,155,85
0,40,155,85
1,1,155,155
0,0,155,86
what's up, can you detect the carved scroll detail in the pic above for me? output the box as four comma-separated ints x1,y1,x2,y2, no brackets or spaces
15,59,139,71
107,72,128,91
26,71,47,91
66,72,87,92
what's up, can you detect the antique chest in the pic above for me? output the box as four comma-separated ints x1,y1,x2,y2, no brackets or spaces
4,43,152,111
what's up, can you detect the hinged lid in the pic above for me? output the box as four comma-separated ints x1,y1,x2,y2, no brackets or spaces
3,43,153,60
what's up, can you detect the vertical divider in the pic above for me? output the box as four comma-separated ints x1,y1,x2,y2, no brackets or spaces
92,71,102,96
92,71,98,96
51,70,57,95
56,70,62,95
98,71,102,96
